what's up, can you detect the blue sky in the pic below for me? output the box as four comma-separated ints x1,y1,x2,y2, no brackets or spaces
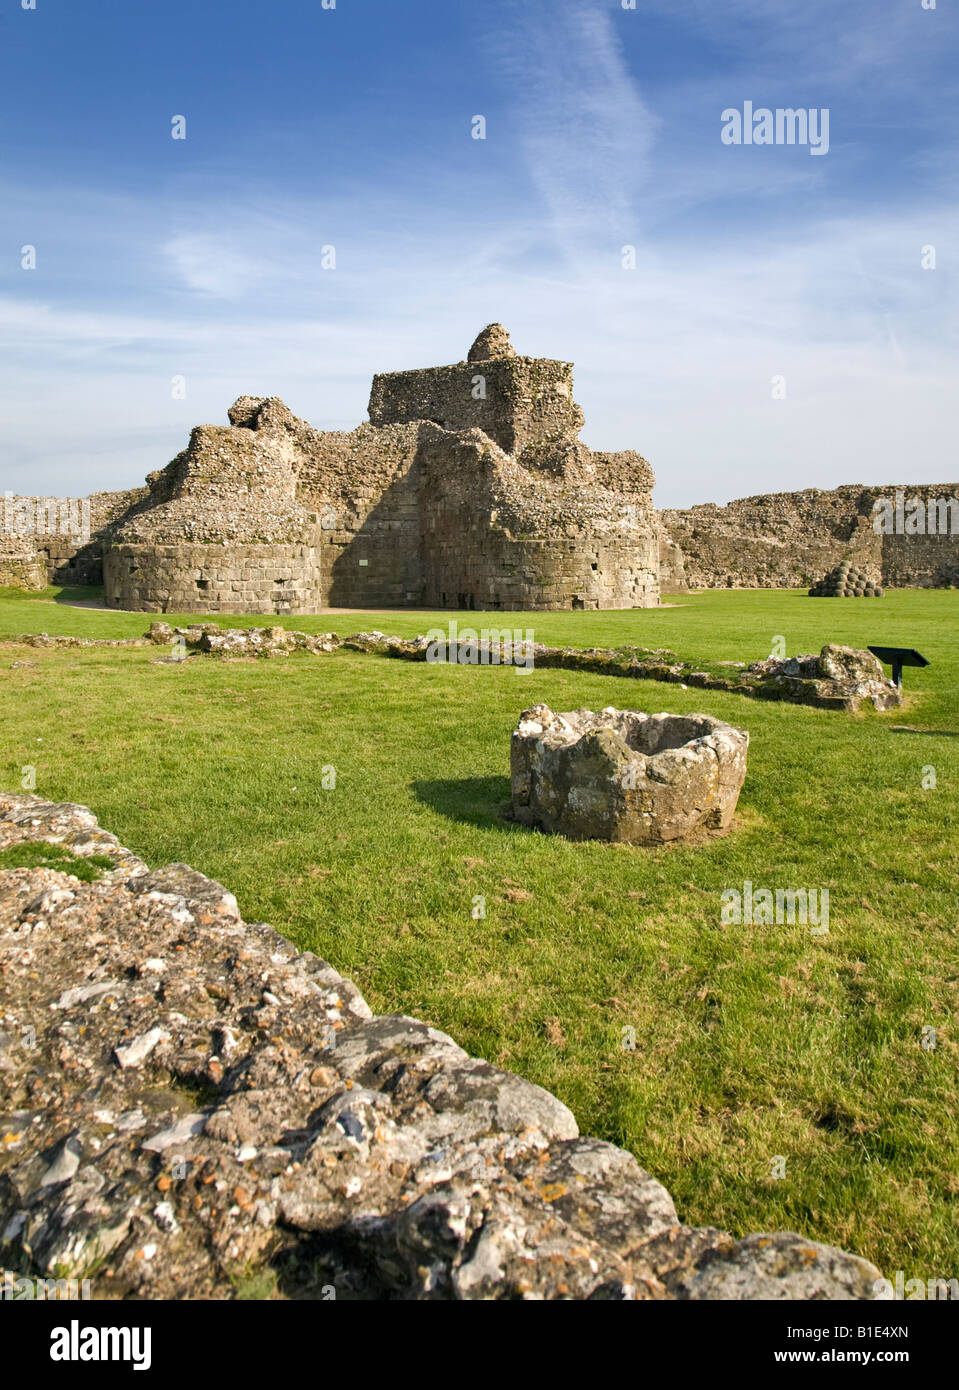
1,0,956,506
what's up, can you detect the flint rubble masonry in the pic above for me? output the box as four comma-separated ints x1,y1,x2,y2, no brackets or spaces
661,484,959,592
5,326,661,615
5,343,958,601
0,793,884,1300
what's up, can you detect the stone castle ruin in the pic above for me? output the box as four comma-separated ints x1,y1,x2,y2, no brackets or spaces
43,325,659,615
3,324,958,608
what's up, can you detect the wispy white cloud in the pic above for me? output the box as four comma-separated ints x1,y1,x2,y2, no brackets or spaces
484,1,659,258
643,0,950,91
162,234,273,299
1,1,955,507
2,186,956,505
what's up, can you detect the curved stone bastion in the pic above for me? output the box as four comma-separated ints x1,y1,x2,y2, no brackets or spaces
104,541,325,616
0,793,881,1299
510,706,749,845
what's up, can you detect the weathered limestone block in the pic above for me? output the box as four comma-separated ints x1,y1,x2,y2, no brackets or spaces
746,645,901,712
818,643,886,686
201,625,295,656
0,793,882,1300
510,705,749,844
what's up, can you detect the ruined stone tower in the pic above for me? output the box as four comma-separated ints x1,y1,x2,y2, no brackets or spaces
58,327,664,613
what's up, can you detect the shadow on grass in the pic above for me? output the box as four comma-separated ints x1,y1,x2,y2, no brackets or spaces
889,726,959,738
53,584,105,607
411,775,517,831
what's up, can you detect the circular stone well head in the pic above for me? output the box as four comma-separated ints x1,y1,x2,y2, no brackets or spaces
510,705,749,845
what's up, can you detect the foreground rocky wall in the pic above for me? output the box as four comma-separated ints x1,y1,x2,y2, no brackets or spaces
0,793,885,1299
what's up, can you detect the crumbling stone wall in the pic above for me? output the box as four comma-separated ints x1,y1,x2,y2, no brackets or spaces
658,537,688,595
103,411,326,614
103,543,326,616
6,342,959,607
0,537,46,590
295,423,427,608
419,428,659,610
369,329,584,458
1,489,149,587
94,326,662,613
0,793,883,1300
881,526,959,588
662,484,959,591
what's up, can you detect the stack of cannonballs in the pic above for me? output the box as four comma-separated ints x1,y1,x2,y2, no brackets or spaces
809,561,882,598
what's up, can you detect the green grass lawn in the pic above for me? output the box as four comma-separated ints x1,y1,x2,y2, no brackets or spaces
2,583,957,1278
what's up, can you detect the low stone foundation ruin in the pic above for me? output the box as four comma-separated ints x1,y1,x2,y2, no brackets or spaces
0,793,884,1299
744,644,902,712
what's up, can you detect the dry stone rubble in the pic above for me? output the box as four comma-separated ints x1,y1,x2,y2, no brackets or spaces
745,644,901,712
0,793,884,1300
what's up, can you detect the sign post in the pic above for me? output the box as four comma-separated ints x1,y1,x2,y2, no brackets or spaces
867,646,930,691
